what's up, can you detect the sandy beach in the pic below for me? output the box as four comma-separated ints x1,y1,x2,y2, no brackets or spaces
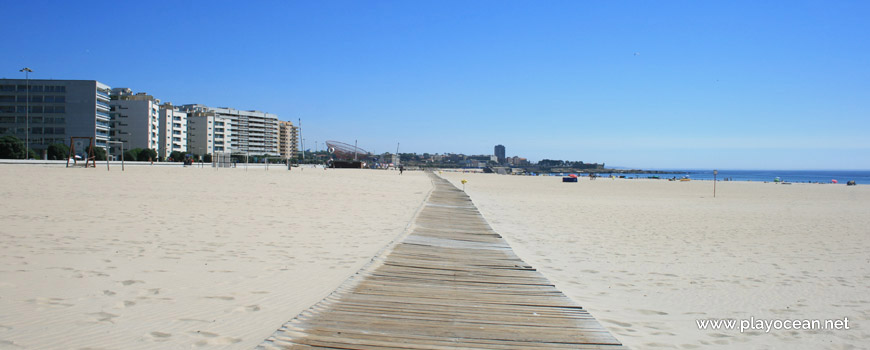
441,172,870,349
0,165,431,350
3,165,869,350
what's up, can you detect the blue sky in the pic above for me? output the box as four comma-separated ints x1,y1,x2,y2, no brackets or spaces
2,0,868,169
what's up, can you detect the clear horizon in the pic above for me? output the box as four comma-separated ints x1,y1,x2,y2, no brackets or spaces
2,0,868,169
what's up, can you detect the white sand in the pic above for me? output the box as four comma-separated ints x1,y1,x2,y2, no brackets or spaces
442,172,870,350
0,165,431,350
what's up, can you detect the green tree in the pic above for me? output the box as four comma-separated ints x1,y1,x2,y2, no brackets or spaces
93,147,107,161
124,148,142,162
0,135,26,159
168,151,186,162
46,143,70,160
203,153,212,163
137,148,157,162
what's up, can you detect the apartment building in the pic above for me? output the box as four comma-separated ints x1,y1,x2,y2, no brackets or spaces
494,144,506,164
187,111,232,156
0,79,112,154
158,103,187,159
108,88,160,155
278,120,298,159
179,104,278,156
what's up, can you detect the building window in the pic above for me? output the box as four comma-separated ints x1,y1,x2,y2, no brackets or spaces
20,85,44,92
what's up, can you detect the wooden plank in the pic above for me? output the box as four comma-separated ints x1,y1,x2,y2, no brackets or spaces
256,173,627,349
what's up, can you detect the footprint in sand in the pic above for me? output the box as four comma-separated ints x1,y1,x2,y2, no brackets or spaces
115,300,136,308
26,297,73,308
0,339,23,348
600,319,633,328
121,280,144,286
192,331,220,338
147,331,172,342
89,311,119,323
193,331,242,347
636,309,669,316
234,304,261,312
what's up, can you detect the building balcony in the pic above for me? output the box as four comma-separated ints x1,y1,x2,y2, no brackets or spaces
96,90,110,100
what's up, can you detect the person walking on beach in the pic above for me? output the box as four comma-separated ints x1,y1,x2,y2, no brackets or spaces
399,165,404,175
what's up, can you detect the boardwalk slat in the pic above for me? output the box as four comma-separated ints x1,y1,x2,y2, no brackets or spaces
257,173,626,349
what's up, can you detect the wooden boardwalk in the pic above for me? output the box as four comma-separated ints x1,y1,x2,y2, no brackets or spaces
258,173,626,349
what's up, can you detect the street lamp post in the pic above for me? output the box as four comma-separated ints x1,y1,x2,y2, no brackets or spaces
298,118,303,161
19,68,32,158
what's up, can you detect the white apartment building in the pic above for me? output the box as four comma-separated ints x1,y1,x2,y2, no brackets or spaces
158,103,187,159
109,88,160,155
179,104,279,156
187,112,232,156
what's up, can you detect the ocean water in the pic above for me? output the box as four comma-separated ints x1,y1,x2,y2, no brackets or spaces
607,170,870,184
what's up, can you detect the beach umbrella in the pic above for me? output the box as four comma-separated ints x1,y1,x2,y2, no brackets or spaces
832,179,838,184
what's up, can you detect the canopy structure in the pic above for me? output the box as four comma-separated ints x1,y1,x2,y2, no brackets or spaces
325,140,370,161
